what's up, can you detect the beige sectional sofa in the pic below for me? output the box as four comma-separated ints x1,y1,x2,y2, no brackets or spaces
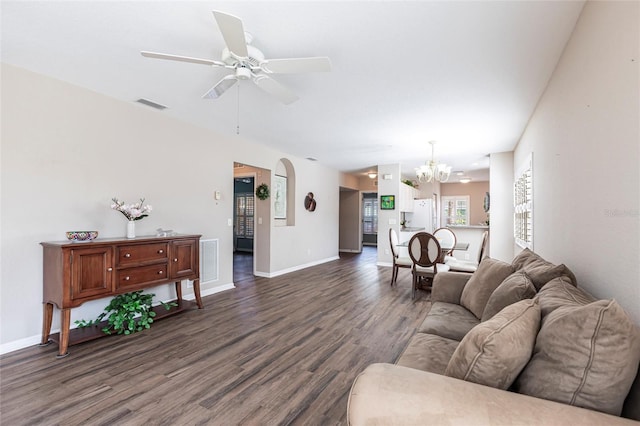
348,249,640,425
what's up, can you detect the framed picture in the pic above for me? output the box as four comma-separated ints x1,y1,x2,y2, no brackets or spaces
380,195,395,210
274,175,287,219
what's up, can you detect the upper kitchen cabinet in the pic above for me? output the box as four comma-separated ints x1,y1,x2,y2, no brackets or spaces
399,182,419,212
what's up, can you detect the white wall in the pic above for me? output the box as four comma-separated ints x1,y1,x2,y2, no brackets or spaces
513,1,639,323
376,164,401,266
0,64,340,350
489,151,514,262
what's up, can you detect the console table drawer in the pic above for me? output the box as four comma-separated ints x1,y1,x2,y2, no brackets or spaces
117,243,169,266
116,264,168,290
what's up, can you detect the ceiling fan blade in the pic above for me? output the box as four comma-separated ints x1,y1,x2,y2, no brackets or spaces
212,11,248,57
261,57,332,74
202,75,238,99
253,75,299,105
141,51,225,67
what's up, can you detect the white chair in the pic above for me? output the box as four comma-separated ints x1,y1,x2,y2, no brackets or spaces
446,231,488,273
433,227,457,260
389,228,412,286
408,232,450,299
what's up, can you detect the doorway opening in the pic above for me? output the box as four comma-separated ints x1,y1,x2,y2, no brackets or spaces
233,175,254,283
362,192,378,246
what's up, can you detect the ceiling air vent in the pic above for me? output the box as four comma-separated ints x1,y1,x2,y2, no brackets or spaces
135,98,167,110
306,157,318,162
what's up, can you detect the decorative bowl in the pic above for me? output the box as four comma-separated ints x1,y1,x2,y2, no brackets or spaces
66,231,99,242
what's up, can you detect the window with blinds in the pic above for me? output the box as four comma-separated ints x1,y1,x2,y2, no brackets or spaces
442,196,469,226
363,196,378,234
235,193,255,238
514,154,533,249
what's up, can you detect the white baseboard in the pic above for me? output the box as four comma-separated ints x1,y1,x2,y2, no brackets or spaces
183,282,235,299
264,256,340,278
0,282,237,356
339,249,361,253
0,335,43,355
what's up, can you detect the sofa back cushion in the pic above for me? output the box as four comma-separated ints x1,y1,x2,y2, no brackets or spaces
511,248,577,290
445,298,540,390
536,276,596,319
514,298,640,416
460,258,515,319
481,272,537,322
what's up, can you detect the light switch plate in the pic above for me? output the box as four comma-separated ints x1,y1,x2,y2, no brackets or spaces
227,218,232,226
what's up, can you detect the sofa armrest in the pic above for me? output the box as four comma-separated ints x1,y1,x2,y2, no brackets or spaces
431,271,473,304
348,363,637,425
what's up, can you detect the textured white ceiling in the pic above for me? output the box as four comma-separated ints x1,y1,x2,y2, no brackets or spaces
1,1,584,182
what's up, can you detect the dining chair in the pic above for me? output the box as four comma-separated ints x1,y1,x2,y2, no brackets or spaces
408,232,450,299
389,228,412,286
433,227,457,259
447,231,488,273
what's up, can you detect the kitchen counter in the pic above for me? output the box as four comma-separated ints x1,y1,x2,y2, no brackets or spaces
400,227,425,232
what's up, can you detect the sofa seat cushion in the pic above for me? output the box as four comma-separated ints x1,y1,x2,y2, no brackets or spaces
418,302,480,341
514,298,640,416
396,333,459,374
445,299,541,390
460,258,515,319
414,263,450,273
347,363,637,426
512,248,578,290
481,271,537,322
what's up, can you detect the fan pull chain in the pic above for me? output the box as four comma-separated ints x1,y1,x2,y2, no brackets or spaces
236,83,241,135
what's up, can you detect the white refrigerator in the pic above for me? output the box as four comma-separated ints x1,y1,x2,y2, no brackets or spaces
408,199,435,232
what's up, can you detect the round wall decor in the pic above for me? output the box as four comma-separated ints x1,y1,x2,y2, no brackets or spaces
304,192,316,212
483,192,490,212
256,183,270,200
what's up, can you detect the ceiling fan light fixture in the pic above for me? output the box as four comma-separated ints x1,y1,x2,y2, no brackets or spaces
236,66,252,80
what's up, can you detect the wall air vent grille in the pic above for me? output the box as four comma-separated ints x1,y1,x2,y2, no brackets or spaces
135,98,168,110
200,239,219,284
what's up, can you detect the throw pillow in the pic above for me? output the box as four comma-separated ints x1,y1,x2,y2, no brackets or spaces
514,299,640,416
481,271,537,322
511,248,577,290
445,298,540,390
460,258,515,319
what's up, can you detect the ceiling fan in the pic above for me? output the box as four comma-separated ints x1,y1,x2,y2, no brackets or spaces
141,10,331,105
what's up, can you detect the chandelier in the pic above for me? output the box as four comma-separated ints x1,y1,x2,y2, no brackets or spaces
415,141,452,183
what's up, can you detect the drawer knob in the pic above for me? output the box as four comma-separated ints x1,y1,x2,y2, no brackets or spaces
173,258,178,262
158,249,164,254
124,276,130,281
107,267,113,272
124,253,131,258
158,270,164,275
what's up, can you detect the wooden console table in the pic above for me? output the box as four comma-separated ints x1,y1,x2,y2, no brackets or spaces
40,234,202,357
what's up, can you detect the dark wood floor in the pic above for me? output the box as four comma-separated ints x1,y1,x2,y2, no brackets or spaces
1,247,431,425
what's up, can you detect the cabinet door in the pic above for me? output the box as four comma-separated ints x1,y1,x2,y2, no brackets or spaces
70,247,113,301
169,239,199,279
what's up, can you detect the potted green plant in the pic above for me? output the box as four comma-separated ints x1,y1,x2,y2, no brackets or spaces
75,291,176,335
